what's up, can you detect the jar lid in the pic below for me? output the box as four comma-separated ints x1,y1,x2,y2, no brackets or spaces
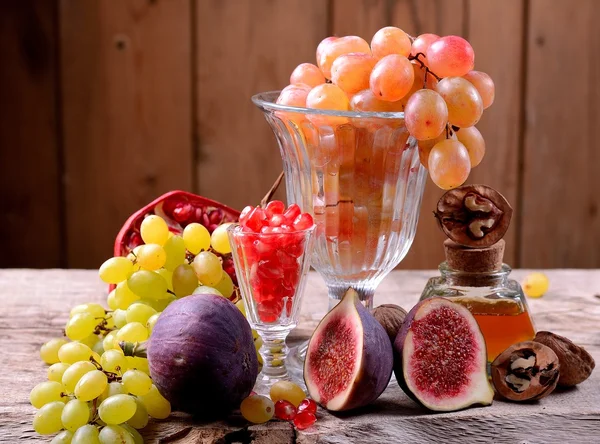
444,239,505,273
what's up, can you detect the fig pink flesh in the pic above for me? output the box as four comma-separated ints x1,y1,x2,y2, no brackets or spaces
308,315,358,404
409,305,479,399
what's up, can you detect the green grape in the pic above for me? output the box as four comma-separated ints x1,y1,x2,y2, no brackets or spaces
192,285,223,297
113,309,127,328
183,223,211,254
30,381,66,408
100,349,128,374
192,251,223,286
269,381,306,407
140,214,169,245
103,331,119,352
121,424,144,444
126,357,150,375
235,299,246,316
114,281,140,310
172,264,199,297
136,244,167,271
162,235,186,271
98,394,137,424
99,257,134,284
139,385,171,419
66,313,97,341
106,289,118,310
78,333,100,348
156,268,174,291
70,303,106,319
122,369,152,396
48,362,70,383
240,395,275,424
61,399,90,432
51,430,74,444
127,270,168,300
143,295,175,311
58,342,93,364
126,398,149,429
72,424,101,444
92,339,105,356
146,312,160,335
74,370,107,401
99,381,127,403
99,424,135,444
214,271,234,298
126,303,157,325
210,223,233,254
40,338,68,364
33,401,65,435
116,322,148,343
62,361,96,393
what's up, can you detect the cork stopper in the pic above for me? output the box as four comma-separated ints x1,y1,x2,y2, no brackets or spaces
444,239,505,273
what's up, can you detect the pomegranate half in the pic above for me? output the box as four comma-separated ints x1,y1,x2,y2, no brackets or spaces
394,297,494,411
304,289,393,411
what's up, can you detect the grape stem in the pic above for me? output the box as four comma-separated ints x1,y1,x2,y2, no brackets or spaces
408,52,442,82
260,171,285,208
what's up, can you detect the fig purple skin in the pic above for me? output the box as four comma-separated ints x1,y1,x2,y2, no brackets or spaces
148,294,258,418
304,289,393,411
393,297,493,412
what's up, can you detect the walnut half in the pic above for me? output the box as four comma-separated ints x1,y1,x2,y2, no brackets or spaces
534,331,595,387
491,341,560,401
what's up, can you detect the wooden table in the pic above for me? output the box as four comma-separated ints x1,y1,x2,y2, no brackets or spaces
1,269,599,443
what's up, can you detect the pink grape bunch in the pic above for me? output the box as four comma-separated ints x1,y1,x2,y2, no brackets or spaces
276,27,495,190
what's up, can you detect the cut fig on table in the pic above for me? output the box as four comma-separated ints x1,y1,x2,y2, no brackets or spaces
304,289,393,412
434,184,512,248
394,297,494,411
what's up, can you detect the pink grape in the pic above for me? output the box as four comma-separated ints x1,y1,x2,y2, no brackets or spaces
410,33,440,60
426,35,475,78
435,77,483,128
418,131,456,168
306,83,350,126
350,89,403,112
317,36,371,79
463,71,495,109
370,26,411,59
401,62,439,106
456,126,485,167
369,54,414,102
290,63,326,88
277,84,311,107
404,89,448,141
316,36,338,66
331,53,377,94
428,139,471,190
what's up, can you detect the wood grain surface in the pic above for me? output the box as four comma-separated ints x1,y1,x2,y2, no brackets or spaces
1,269,599,443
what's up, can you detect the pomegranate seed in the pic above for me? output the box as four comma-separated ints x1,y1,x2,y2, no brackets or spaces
173,203,193,223
127,232,143,250
293,411,316,430
201,213,210,226
192,207,204,223
240,205,253,224
297,399,317,415
269,214,286,227
274,400,297,421
209,208,223,224
265,200,285,217
293,213,314,231
283,204,301,223
245,207,267,232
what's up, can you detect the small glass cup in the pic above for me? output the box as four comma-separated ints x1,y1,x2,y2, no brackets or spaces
227,223,315,394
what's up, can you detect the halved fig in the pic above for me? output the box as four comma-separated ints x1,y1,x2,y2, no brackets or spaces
434,184,512,248
304,289,393,411
394,297,494,411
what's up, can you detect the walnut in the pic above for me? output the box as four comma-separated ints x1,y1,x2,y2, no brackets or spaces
491,341,560,401
372,304,407,342
434,185,513,248
533,331,595,387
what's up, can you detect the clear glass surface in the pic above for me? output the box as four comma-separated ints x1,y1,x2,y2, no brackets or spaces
252,91,427,371
227,224,315,394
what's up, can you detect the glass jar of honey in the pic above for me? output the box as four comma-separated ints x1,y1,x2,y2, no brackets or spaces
420,239,535,362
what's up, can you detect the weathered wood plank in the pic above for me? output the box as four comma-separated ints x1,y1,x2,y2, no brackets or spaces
195,0,329,210
59,0,193,268
521,0,600,268
1,269,598,443
0,0,62,268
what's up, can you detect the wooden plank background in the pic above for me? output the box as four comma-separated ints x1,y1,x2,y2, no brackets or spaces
0,0,598,269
